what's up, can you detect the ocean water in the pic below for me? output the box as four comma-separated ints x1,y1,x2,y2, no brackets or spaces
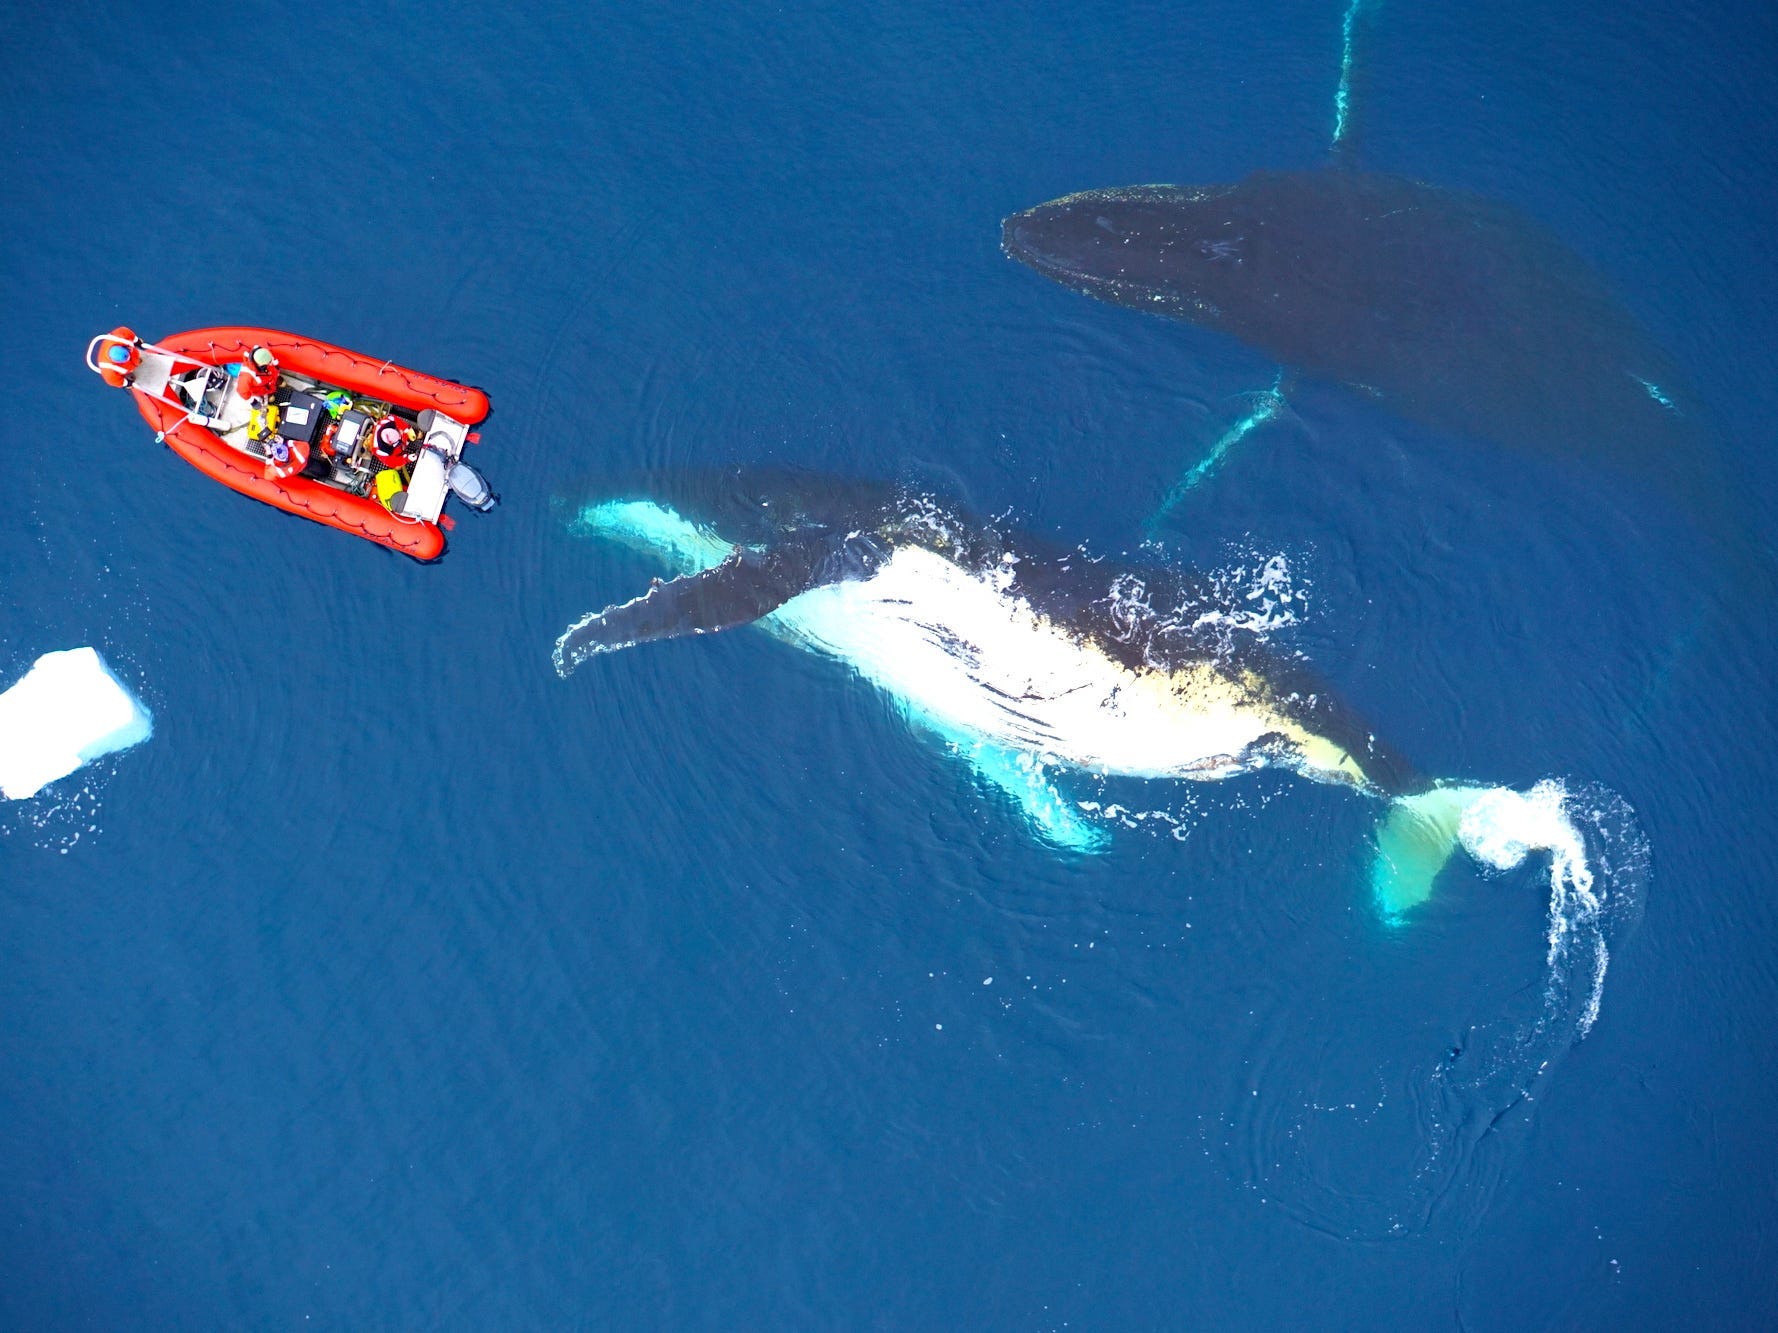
3,0,1776,1326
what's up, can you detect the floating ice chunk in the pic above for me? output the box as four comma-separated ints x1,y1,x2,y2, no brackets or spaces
0,648,152,799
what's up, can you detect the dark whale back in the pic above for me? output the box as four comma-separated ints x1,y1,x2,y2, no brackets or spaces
1003,170,1737,535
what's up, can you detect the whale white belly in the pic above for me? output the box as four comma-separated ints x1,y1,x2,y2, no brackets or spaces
773,545,1351,783
573,499,1365,790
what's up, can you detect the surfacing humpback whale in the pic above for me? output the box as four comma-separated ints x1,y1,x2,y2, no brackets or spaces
556,469,1417,851
553,468,1648,1238
554,468,1638,917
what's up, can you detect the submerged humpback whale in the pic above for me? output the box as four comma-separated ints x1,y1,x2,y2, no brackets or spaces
1002,170,1724,526
552,469,1633,925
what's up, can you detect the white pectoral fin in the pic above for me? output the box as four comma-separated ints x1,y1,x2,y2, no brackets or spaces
953,738,1108,853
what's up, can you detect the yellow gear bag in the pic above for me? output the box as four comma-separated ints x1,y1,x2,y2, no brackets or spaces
374,467,407,511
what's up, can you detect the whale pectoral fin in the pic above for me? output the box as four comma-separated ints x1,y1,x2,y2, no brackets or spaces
953,739,1108,853
554,531,884,675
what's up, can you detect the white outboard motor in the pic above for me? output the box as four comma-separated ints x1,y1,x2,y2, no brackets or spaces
447,460,498,513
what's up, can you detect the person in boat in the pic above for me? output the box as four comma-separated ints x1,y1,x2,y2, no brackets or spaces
263,435,303,482
244,399,304,482
101,339,141,387
234,345,280,404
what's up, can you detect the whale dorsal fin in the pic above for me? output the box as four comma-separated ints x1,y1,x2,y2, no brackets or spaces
554,529,884,674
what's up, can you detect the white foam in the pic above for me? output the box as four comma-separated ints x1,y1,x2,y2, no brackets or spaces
0,648,153,800
1460,783,1588,883
1458,780,1611,1035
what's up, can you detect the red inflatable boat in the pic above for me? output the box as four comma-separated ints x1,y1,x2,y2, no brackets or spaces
87,326,496,560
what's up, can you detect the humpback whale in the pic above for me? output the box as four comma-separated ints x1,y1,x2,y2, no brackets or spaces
553,470,1633,924
554,469,1647,1238
1002,170,1724,527
1002,170,1700,460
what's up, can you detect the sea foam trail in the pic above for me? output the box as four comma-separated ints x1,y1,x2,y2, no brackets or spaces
0,648,153,800
1378,778,1640,1042
1461,782,1613,1034
1398,781,1650,1235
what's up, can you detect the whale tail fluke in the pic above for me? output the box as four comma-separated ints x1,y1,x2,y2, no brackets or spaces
1371,780,1648,1048
1371,781,1638,931
1370,785,1493,920
1373,777,1648,1067
1241,780,1647,1242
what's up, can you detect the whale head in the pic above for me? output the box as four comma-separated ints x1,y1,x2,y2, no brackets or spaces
1002,184,1248,325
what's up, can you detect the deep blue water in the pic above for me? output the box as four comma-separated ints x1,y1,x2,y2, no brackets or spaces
4,0,1776,1326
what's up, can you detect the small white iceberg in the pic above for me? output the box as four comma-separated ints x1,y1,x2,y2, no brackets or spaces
0,647,153,800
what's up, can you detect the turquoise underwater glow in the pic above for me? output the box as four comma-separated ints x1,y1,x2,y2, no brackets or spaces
1332,0,1370,148
1147,371,1288,531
